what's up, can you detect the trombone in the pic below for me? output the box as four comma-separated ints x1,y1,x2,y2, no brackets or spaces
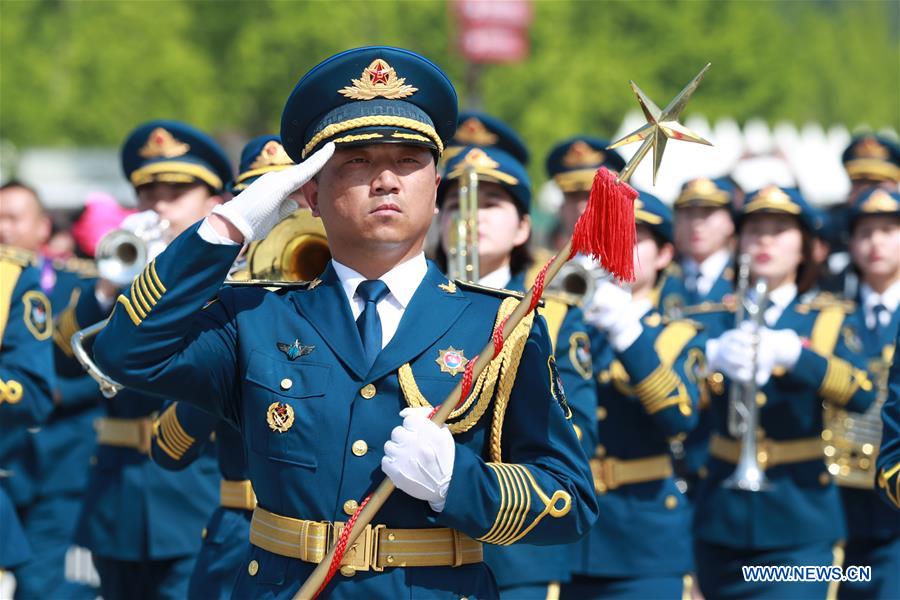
723,253,772,491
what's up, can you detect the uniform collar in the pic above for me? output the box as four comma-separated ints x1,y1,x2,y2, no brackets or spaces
767,282,797,311
478,265,512,289
860,279,900,315
684,248,730,281
332,252,427,310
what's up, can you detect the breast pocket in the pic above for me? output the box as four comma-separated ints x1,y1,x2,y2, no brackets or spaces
243,349,331,468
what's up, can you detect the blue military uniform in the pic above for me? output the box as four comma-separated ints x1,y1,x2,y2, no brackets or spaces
440,143,598,598
6,254,101,599
93,46,598,599
691,186,879,599
877,327,900,511
831,188,900,599
0,251,56,574
147,136,296,600
70,120,231,600
564,191,705,600
670,177,741,499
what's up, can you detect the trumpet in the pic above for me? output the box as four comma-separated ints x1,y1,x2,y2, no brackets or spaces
447,166,479,282
95,210,169,286
71,209,331,398
723,253,772,491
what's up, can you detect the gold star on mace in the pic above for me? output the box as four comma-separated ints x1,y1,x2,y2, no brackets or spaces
609,64,713,185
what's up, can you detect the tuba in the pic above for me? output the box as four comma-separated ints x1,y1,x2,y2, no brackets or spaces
722,253,772,491
446,166,479,282
71,209,330,397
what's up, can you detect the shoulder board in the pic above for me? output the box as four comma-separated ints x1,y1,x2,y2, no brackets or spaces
665,262,683,277
454,280,545,307
0,245,37,267
796,291,855,313
53,256,98,278
679,297,736,316
225,279,314,291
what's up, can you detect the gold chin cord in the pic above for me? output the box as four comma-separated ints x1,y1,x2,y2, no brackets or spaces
72,209,331,398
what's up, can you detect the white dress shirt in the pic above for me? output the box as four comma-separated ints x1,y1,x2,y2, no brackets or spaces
332,253,428,349
198,217,428,349
860,280,900,330
478,265,512,289
760,282,797,327
683,249,731,298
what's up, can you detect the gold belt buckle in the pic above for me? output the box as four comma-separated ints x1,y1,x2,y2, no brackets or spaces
602,457,621,491
755,438,771,470
330,522,385,575
137,417,154,455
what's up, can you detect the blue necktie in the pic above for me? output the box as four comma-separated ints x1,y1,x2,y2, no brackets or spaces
873,303,888,330
355,279,390,368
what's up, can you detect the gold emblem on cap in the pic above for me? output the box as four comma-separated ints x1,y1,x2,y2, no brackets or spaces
448,148,518,185
561,140,605,168
854,136,889,159
744,185,801,215
436,347,468,376
455,117,499,145
339,58,418,100
266,402,295,433
860,189,900,213
138,127,190,159
686,178,718,193
249,140,293,169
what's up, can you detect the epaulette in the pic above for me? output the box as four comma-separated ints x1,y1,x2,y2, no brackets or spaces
664,262,683,278
225,279,314,292
0,245,37,267
454,279,545,307
796,290,855,314
679,296,737,316
53,256,98,278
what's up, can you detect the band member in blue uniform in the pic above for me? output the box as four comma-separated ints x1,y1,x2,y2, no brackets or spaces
91,46,598,599
835,187,900,598
562,191,704,599
68,120,231,600
692,186,878,599
878,327,900,511
149,135,296,600
437,142,597,598
443,111,530,167
0,181,100,599
0,252,56,588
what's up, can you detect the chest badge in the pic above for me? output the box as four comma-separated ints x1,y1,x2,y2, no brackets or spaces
439,280,457,294
267,402,295,433
277,339,315,361
435,347,468,376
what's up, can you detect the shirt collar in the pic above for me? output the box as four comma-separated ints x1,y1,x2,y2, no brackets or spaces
332,252,428,309
478,265,512,289
861,279,900,315
766,282,798,311
698,249,731,281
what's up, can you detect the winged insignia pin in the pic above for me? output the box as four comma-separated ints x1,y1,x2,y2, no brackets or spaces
277,339,315,361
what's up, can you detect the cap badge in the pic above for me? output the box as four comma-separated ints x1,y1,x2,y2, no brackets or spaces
860,189,899,213
462,148,500,170
267,402,295,433
455,118,499,145
854,137,889,159
562,140,605,168
139,127,190,159
250,141,293,169
436,347,468,376
686,178,718,194
339,58,417,100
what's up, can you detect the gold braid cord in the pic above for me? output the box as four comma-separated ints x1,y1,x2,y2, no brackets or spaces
398,297,534,438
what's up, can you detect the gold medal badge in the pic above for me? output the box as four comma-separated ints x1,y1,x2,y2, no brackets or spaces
266,402,295,433
435,347,468,376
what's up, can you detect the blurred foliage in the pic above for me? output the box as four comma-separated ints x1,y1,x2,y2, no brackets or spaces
1,0,897,179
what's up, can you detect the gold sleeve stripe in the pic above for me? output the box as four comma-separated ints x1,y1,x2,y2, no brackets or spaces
129,280,150,317
494,464,531,546
160,407,196,454
634,365,681,403
115,295,142,326
135,273,157,309
505,465,572,544
479,463,516,544
820,358,869,406
878,462,900,509
141,268,162,302
148,261,166,294
155,436,184,461
0,261,24,348
0,378,24,404
53,287,82,357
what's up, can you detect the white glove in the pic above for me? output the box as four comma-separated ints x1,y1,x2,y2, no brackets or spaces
381,407,455,512
759,326,802,371
583,279,643,351
707,323,782,386
212,142,334,243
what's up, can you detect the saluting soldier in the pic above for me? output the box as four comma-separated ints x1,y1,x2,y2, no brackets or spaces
0,180,100,599
91,46,598,599
836,188,900,599
563,191,705,599
66,120,231,599
0,249,56,590
149,135,297,600
436,140,597,598
692,186,878,599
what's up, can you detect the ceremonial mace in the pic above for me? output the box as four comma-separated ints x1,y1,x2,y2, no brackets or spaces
297,63,713,600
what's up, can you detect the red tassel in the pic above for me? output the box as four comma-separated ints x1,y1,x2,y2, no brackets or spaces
570,167,637,282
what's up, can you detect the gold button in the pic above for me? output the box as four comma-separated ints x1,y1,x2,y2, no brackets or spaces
755,392,766,407
352,440,368,456
595,444,606,458
387,532,396,541
201,528,207,539
280,378,293,390
665,495,678,510
340,565,356,577
819,472,831,486
597,407,608,421
360,384,376,399
386,555,395,563
248,560,259,576
698,466,708,479
343,499,359,515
